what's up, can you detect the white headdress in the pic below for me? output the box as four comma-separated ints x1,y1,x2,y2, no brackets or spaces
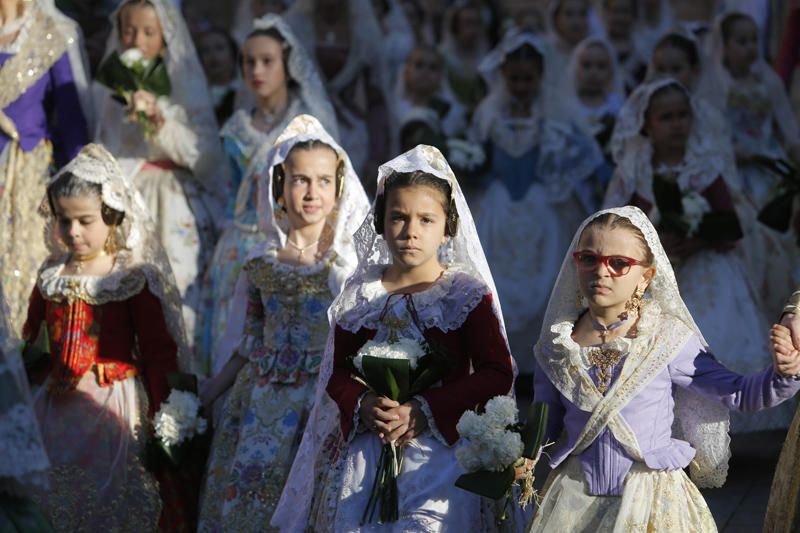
41,144,193,373
213,114,370,374
535,206,730,488
245,14,339,140
0,287,50,494
438,0,491,76
604,76,741,209
564,35,625,103
97,0,224,187
272,145,515,531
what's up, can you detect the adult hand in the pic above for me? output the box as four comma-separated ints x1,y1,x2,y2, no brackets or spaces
771,324,800,377
359,392,400,439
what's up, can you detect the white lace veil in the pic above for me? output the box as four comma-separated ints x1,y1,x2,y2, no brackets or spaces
535,206,730,488
438,0,490,77
564,35,625,104
604,76,741,209
238,14,339,141
36,0,95,133
0,286,49,494
40,144,193,374
272,145,515,531
212,114,370,375
97,0,224,186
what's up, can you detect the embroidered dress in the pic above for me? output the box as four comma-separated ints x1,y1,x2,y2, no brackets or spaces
195,14,338,374
22,144,195,531
471,32,603,374
272,145,516,532
198,114,369,531
0,3,89,333
94,0,225,361
530,206,800,532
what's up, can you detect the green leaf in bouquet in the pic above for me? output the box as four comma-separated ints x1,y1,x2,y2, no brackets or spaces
166,372,198,394
361,356,411,403
758,191,796,233
140,57,172,97
521,401,549,460
410,341,454,395
95,51,138,95
455,466,516,500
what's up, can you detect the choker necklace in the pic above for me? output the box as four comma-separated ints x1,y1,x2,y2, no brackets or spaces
286,237,319,258
70,250,106,274
589,314,630,343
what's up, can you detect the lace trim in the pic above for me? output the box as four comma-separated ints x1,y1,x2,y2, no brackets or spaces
414,395,448,446
336,265,489,334
243,246,338,277
37,257,148,305
0,404,49,482
0,8,35,54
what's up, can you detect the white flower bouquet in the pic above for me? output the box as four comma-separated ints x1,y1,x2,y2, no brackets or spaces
153,389,208,464
680,191,711,238
446,138,486,173
455,398,549,512
96,46,172,138
350,337,452,525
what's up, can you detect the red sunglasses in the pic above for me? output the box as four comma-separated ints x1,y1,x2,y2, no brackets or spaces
572,251,646,277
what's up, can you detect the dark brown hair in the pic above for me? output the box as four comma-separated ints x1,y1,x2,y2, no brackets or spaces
272,140,344,205
581,212,654,266
654,33,700,68
644,81,690,123
374,170,459,237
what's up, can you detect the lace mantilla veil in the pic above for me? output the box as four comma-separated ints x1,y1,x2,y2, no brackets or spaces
535,206,731,488
271,145,516,530
232,13,339,143
0,286,49,494
604,76,742,210
39,144,193,374
212,114,370,375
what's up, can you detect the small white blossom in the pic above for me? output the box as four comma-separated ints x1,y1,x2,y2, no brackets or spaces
352,338,426,373
456,395,524,473
153,390,207,448
120,47,145,68
446,139,486,172
681,191,711,237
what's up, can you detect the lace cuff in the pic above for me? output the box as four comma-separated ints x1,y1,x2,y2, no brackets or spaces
413,395,448,446
350,390,370,442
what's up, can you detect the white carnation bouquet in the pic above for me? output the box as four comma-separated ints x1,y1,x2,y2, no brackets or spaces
350,337,451,525
455,397,549,514
680,191,711,237
446,138,486,173
153,389,208,463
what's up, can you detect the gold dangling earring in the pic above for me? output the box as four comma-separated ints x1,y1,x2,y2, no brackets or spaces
624,286,644,318
104,225,118,255
575,289,585,309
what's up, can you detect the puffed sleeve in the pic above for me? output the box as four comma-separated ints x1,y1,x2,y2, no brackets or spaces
419,294,515,444
22,286,46,344
533,360,567,445
47,52,89,167
236,271,265,358
670,334,800,411
128,283,179,411
326,325,374,439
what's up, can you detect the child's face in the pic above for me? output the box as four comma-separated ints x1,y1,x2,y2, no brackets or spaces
576,226,654,312
555,0,589,46
404,48,443,98
119,3,165,60
242,35,287,100
54,195,111,260
501,58,541,105
644,88,693,156
199,32,236,86
605,0,635,39
576,44,612,95
383,185,447,271
454,7,483,47
724,17,759,73
651,45,696,89
281,146,338,230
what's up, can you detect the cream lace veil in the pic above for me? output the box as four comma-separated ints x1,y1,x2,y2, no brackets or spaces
213,114,370,375
40,144,193,374
0,286,49,493
604,76,741,209
272,145,515,530
535,205,731,487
